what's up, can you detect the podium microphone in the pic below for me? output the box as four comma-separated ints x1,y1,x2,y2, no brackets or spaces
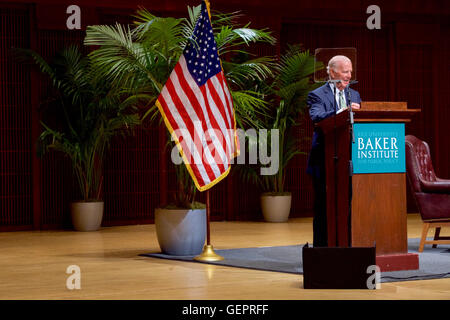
347,80,358,144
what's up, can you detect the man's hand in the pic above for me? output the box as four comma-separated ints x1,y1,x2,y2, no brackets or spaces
351,102,361,109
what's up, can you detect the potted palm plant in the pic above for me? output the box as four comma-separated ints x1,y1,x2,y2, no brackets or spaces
84,5,275,253
22,45,141,231
240,45,322,222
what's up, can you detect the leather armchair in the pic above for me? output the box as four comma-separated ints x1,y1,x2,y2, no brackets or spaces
405,135,450,252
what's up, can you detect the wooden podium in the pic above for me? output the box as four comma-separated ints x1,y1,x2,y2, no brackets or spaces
317,102,421,272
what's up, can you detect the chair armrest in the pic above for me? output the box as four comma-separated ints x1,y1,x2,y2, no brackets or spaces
420,178,450,193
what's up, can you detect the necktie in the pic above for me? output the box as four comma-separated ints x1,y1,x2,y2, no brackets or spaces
339,91,346,109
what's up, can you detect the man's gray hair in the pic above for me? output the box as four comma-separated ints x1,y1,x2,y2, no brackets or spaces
326,55,352,75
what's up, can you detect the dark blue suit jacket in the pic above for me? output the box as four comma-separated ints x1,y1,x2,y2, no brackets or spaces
306,83,361,178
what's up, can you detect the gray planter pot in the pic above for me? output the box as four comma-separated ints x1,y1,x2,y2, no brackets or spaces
155,208,206,256
70,201,104,231
260,193,292,222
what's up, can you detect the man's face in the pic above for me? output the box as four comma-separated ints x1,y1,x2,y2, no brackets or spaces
330,60,352,90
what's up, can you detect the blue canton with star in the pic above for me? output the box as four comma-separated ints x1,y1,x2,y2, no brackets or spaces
183,2,222,86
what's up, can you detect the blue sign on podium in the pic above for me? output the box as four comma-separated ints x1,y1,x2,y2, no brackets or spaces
351,123,405,174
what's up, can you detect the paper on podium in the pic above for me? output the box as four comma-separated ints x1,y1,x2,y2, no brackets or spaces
336,106,348,114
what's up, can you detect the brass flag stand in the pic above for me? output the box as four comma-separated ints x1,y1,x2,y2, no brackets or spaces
194,190,224,261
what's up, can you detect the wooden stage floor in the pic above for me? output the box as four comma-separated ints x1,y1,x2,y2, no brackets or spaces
0,214,449,300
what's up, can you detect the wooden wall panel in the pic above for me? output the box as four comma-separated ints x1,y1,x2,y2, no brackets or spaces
0,7,33,230
36,29,85,229
395,23,438,213
102,129,160,226
230,167,262,221
398,44,434,214
398,45,434,145
286,114,314,217
438,24,450,179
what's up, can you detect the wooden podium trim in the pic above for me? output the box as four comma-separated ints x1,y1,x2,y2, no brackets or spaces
354,109,421,122
361,101,407,110
316,108,421,129
376,253,419,272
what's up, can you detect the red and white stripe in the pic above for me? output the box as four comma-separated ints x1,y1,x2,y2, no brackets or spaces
157,55,239,190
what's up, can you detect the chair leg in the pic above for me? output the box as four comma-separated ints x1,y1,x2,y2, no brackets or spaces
419,223,430,253
432,227,441,248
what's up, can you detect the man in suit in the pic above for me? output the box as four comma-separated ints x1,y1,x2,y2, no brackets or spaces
306,55,361,247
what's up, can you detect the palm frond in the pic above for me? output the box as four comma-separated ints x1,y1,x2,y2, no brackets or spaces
13,48,56,83
223,57,275,89
183,4,203,42
276,78,310,105
215,25,275,55
234,27,276,46
132,7,157,26
231,90,270,129
53,45,92,105
211,10,243,28
85,24,163,92
138,17,186,57
278,47,317,88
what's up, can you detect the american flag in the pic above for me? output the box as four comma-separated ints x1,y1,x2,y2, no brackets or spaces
155,1,239,191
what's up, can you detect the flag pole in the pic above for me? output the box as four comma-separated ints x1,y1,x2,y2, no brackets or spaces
193,0,224,262
205,0,211,20
206,189,211,245
194,189,224,261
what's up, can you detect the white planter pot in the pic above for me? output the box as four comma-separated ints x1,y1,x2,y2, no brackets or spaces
70,201,104,232
260,193,292,222
155,208,206,256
